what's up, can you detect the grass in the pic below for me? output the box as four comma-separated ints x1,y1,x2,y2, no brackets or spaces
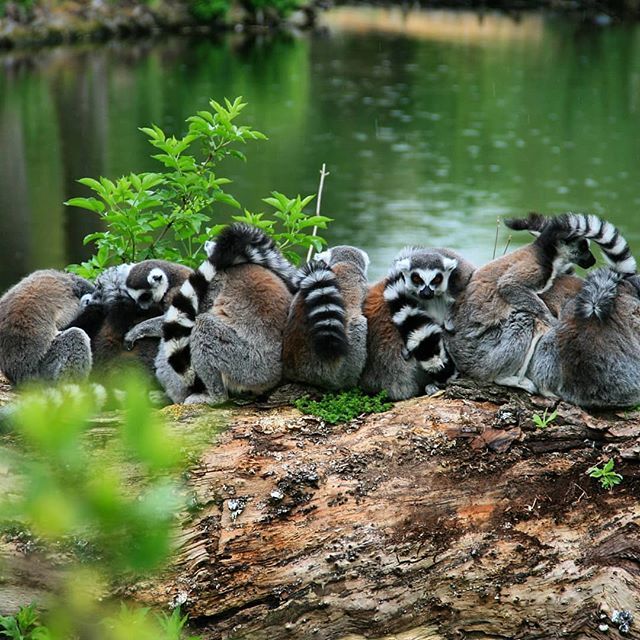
294,389,392,425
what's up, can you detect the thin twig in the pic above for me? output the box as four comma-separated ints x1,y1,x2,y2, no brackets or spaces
306,163,330,263
492,217,500,260
502,234,512,256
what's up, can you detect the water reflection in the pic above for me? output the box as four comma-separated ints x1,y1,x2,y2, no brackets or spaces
1,9,640,291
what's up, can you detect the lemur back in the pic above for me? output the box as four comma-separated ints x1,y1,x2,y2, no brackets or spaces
283,245,369,390
0,270,94,385
158,223,298,404
528,268,640,408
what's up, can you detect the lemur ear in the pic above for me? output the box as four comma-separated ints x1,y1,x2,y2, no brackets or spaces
204,240,216,257
314,249,332,266
442,257,458,273
394,257,411,273
358,249,371,274
148,268,166,285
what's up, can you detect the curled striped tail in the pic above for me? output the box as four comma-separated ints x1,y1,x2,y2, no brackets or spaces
299,260,348,360
163,223,299,392
211,222,300,292
383,270,455,382
506,213,637,276
560,213,637,275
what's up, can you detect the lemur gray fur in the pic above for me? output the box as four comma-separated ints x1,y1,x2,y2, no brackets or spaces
359,247,474,400
0,270,94,385
526,268,640,408
156,223,298,404
282,245,370,390
445,213,637,393
70,261,190,375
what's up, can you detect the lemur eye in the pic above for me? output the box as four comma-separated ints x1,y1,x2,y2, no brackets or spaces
411,273,423,286
431,273,444,286
138,292,152,304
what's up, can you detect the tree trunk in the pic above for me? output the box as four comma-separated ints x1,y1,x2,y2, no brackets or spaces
122,381,640,640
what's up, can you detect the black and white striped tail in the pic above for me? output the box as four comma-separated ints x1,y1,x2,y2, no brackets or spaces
506,213,637,276
560,214,637,275
299,260,348,360
383,272,456,383
163,223,299,392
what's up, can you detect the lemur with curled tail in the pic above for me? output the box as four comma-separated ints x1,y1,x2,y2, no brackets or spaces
0,270,94,385
359,247,474,400
445,213,637,393
526,268,640,408
156,223,298,404
282,245,370,390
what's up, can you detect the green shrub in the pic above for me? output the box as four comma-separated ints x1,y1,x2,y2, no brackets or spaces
65,97,328,278
295,389,393,425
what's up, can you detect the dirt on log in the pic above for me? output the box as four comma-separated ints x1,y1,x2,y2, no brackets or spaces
2,378,640,639
122,380,640,640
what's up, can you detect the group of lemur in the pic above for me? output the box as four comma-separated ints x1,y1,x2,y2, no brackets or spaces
1,211,639,410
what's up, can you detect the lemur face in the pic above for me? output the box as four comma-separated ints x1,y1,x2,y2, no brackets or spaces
395,255,458,301
126,267,168,310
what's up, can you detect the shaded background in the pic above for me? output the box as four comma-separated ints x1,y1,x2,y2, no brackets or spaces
1,7,640,289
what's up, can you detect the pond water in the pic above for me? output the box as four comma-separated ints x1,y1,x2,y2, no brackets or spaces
1,7,640,291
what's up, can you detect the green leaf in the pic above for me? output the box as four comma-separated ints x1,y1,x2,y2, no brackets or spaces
64,197,105,213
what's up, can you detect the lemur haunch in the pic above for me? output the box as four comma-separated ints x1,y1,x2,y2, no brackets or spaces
445,213,636,393
282,245,370,390
359,247,474,400
527,267,640,408
158,223,298,404
0,270,94,385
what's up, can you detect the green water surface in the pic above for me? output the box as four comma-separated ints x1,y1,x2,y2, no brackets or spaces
1,7,639,290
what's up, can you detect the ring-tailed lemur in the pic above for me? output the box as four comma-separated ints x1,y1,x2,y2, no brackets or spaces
359,247,474,400
157,223,298,404
383,247,474,391
282,245,369,390
69,261,191,375
527,267,640,407
0,270,94,385
445,213,637,393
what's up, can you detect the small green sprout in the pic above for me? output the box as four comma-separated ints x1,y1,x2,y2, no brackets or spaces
532,408,558,429
587,458,623,490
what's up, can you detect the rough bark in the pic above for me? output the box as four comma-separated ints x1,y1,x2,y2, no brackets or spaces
2,379,640,639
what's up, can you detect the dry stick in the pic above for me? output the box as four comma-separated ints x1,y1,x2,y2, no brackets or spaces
492,217,501,260
502,234,512,256
306,163,330,263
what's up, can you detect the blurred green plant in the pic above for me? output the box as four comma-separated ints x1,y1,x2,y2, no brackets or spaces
0,374,204,639
65,97,328,278
295,389,393,425
0,603,49,640
188,0,230,22
242,0,302,20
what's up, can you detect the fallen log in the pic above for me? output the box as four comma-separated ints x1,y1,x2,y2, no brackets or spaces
2,379,640,639
134,381,640,639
